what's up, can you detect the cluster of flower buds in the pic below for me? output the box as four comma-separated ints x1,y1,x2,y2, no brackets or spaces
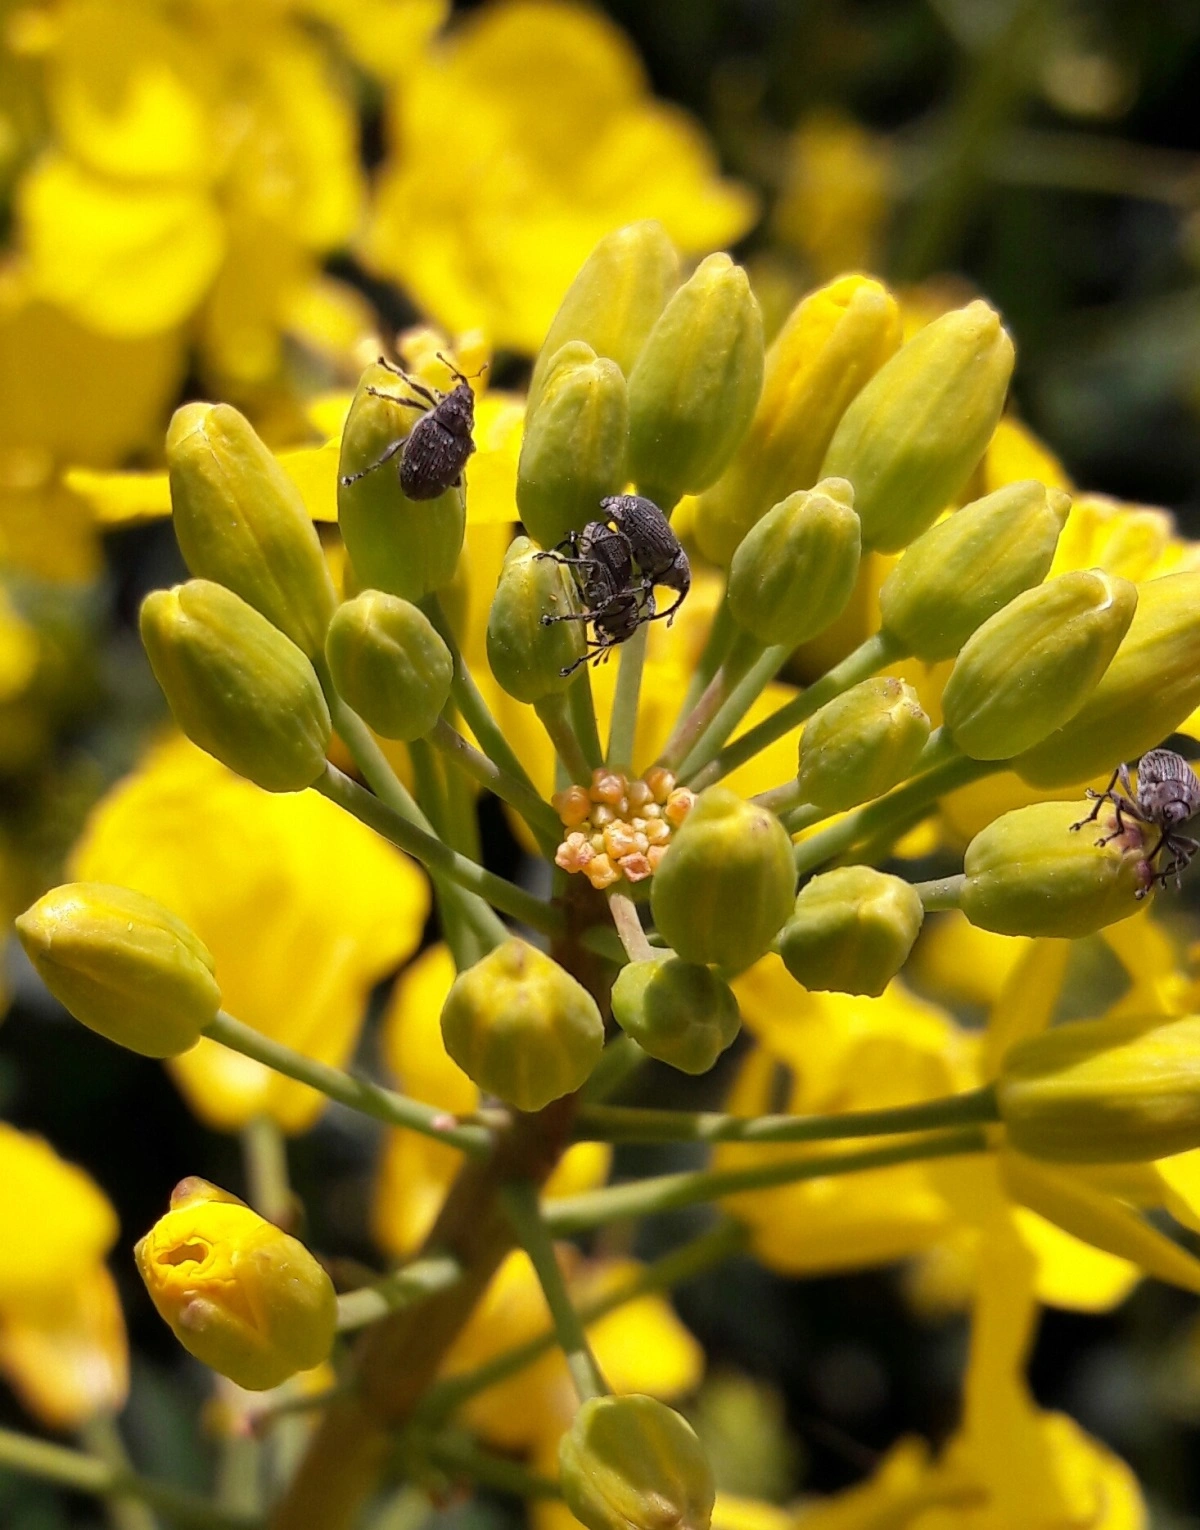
553,767,695,890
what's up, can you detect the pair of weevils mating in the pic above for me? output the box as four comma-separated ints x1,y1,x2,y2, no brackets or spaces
537,498,691,675
1073,747,1200,895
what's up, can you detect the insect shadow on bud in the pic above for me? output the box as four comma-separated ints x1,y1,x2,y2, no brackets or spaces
1071,748,1200,895
339,354,484,501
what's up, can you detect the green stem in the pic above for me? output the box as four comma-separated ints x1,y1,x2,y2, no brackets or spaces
673,600,737,727
657,628,764,774
0,1426,257,1530
414,1222,746,1426
315,763,562,938
425,1433,562,1499
574,1085,999,1145
568,669,604,772
780,803,826,836
241,1114,292,1227
203,1012,490,1156
753,779,807,817
675,641,793,782
543,1128,990,1235
687,631,905,790
500,1179,607,1402
606,622,649,771
337,1254,464,1333
429,717,560,843
915,875,968,911
407,737,452,842
535,693,593,785
81,1415,159,1530
607,890,653,962
579,1033,649,1103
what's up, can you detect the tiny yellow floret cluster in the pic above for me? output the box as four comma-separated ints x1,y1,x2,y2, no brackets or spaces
553,767,695,888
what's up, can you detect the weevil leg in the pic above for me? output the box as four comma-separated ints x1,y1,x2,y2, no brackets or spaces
339,437,406,486
365,385,430,412
1071,766,1121,831
375,361,441,407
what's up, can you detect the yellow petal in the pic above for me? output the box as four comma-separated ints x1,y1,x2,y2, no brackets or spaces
0,1264,128,1428
64,467,172,525
0,1123,117,1297
1013,1206,1140,1313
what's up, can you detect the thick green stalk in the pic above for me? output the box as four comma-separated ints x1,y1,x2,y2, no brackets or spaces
204,1012,490,1156
535,693,593,785
543,1128,991,1235
568,669,604,771
606,621,649,771
337,1254,465,1332
915,875,968,911
429,717,560,844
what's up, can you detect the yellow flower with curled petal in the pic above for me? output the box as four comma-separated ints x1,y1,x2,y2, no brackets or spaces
363,0,756,353
0,1122,127,1427
68,733,429,1132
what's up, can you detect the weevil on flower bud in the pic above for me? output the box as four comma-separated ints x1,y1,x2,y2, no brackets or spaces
600,494,691,623
339,354,480,500
539,522,657,673
1071,749,1200,894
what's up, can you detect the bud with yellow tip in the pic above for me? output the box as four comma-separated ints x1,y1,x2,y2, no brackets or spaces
997,1014,1200,1163
559,1394,715,1530
941,570,1137,760
610,957,741,1075
325,592,452,741
15,883,219,1058
166,402,337,660
726,478,861,650
140,580,331,793
820,301,1015,552
651,787,795,974
778,867,924,998
796,677,929,812
694,274,901,565
878,480,1071,661
960,800,1149,938
627,253,764,505
440,939,604,1113
135,1178,337,1391
487,536,586,702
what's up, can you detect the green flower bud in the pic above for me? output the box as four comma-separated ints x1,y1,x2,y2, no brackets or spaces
726,478,861,650
996,1014,1200,1163
778,867,924,998
627,253,764,504
140,580,331,793
651,787,795,975
796,677,929,812
325,591,452,741
440,938,604,1112
516,348,628,549
338,363,466,603
820,301,1015,553
15,882,219,1058
610,957,741,1075
1016,570,1200,788
486,536,585,702
961,800,1149,938
694,274,902,566
528,221,679,412
136,1178,337,1391
941,571,1137,761
166,403,337,659
559,1395,715,1530
879,481,1072,661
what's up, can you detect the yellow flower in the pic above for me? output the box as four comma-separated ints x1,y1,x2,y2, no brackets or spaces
773,112,892,281
363,1,756,353
68,733,429,1131
0,1123,127,1427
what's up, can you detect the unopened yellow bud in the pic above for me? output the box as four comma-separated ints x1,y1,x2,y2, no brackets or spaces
440,939,604,1112
961,801,1149,938
487,536,585,702
166,403,336,659
796,677,929,811
694,274,901,565
338,363,466,603
879,481,1071,661
820,301,1015,552
941,570,1137,760
135,1178,336,1391
559,1395,715,1530
627,253,764,504
140,580,331,793
651,787,795,974
15,883,219,1057
325,592,452,741
517,347,628,549
528,222,679,411
610,957,741,1075
726,478,861,650
1017,570,1200,788
778,867,924,998
997,1014,1200,1163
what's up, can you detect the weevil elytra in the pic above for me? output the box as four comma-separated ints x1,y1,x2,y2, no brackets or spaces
537,522,657,674
340,354,481,501
600,493,691,624
1071,747,1200,894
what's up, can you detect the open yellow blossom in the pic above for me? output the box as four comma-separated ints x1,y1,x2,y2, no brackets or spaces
68,734,429,1131
0,1123,127,1427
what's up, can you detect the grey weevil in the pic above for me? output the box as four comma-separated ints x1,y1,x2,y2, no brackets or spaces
340,354,482,501
1071,747,1200,894
600,494,691,624
537,522,656,674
